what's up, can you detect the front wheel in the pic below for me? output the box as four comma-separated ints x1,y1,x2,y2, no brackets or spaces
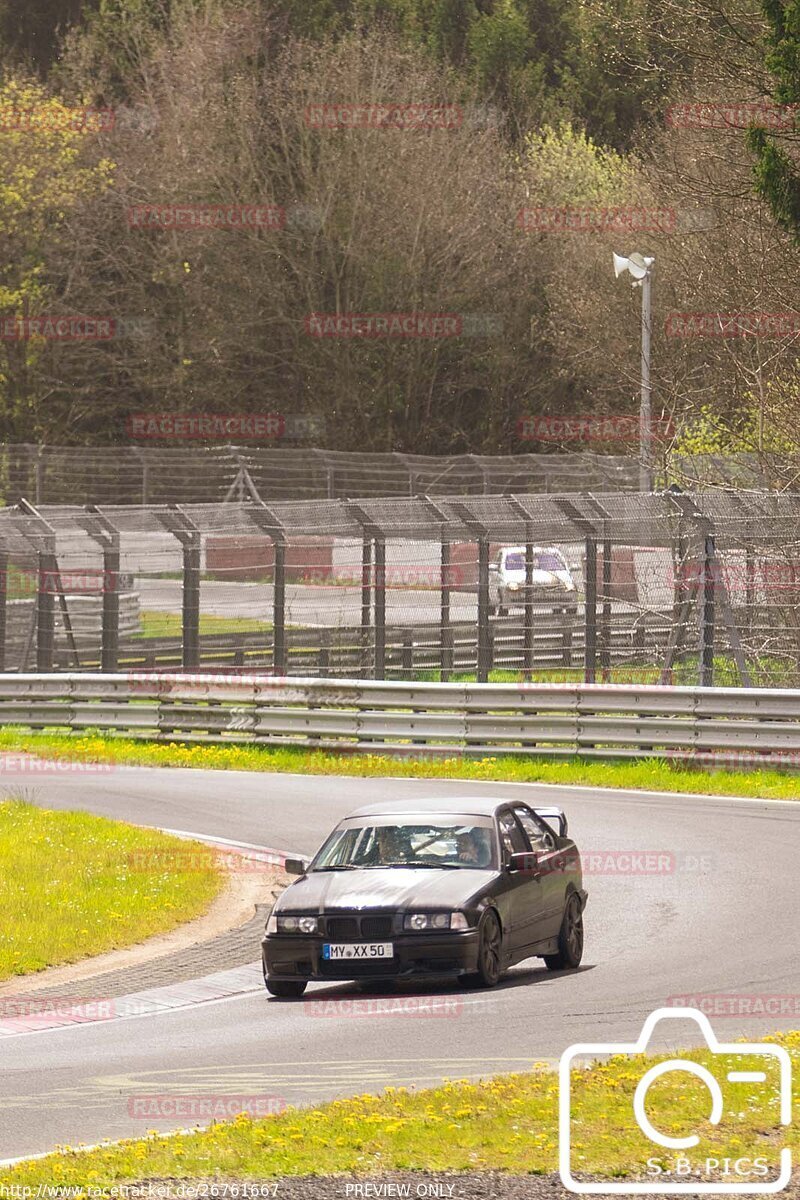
464,910,503,987
544,893,584,971
265,975,307,998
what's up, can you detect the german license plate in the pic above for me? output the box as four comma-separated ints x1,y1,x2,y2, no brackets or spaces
323,942,393,960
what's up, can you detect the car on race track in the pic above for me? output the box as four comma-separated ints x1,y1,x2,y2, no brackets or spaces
489,545,577,617
261,796,587,998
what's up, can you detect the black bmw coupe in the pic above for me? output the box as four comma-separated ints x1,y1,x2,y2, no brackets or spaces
262,796,587,997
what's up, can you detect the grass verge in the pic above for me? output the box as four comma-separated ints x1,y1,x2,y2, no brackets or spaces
2,1031,796,1187
0,797,223,981
0,728,798,800
136,612,271,638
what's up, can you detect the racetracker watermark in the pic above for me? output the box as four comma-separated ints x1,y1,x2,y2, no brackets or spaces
126,848,280,874
0,106,114,132
0,755,114,773
5,568,126,594
127,205,285,230
127,1095,286,1119
668,994,800,1018
305,313,461,338
666,101,798,130
517,206,676,234
0,316,115,340
666,311,800,338
0,996,116,1023
127,412,285,439
516,415,673,442
304,995,464,1018
669,559,800,591
304,104,462,129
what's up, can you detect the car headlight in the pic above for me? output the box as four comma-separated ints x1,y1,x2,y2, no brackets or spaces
404,912,469,932
507,582,520,591
267,914,319,934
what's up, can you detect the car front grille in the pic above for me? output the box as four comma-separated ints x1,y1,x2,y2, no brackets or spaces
324,916,360,940
323,913,394,940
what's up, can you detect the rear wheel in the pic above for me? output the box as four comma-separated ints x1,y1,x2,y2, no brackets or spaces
464,910,502,987
544,893,584,971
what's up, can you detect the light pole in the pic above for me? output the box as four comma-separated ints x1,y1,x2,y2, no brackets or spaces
613,252,655,492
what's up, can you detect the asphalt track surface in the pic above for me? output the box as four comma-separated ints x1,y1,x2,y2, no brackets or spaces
2,768,799,1161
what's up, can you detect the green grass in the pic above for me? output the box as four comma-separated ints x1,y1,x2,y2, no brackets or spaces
2,1031,797,1188
0,797,223,981
0,728,799,800
135,611,272,638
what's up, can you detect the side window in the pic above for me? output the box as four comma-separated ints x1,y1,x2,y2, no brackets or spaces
498,811,527,859
514,806,556,853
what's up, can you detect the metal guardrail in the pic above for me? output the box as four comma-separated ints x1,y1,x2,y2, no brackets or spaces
1,674,799,767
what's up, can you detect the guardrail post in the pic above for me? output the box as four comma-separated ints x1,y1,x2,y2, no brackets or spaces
0,543,7,671
584,536,597,684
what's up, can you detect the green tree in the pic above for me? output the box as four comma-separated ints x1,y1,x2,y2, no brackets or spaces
0,77,114,437
748,0,800,239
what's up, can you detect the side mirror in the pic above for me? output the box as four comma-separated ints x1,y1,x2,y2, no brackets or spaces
507,850,540,875
284,857,307,876
489,563,500,573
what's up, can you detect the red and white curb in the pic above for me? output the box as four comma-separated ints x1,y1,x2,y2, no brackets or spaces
0,830,307,1039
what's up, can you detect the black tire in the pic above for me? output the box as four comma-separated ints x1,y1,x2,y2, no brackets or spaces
265,976,307,998
497,605,507,618
464,910,503,988
544,893,584,971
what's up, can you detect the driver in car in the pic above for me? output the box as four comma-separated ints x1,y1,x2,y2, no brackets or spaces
456,829,491,867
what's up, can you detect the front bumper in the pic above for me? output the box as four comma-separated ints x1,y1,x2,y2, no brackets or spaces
262,930,480,981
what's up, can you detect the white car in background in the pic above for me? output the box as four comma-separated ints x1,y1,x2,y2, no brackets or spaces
489,545,577,616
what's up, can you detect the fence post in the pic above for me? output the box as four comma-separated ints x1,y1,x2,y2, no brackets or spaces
0,543,7,672
584,536,597,684
36,548,55,671
374,536,386,680
440,537,451,681
700,533,715,687
101,543,121,672
477,536,490,682
273,536,286,675
524,531,534,678
182,535,201,670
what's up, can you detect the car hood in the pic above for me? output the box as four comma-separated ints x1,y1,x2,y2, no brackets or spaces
502,568,575,590
276,867,496,913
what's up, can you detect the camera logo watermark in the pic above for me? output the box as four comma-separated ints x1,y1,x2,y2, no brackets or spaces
0,106,115,132
559,1007,791,1194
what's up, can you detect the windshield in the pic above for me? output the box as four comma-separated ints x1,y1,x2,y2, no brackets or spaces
310,818,498,870
503,550,566,572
